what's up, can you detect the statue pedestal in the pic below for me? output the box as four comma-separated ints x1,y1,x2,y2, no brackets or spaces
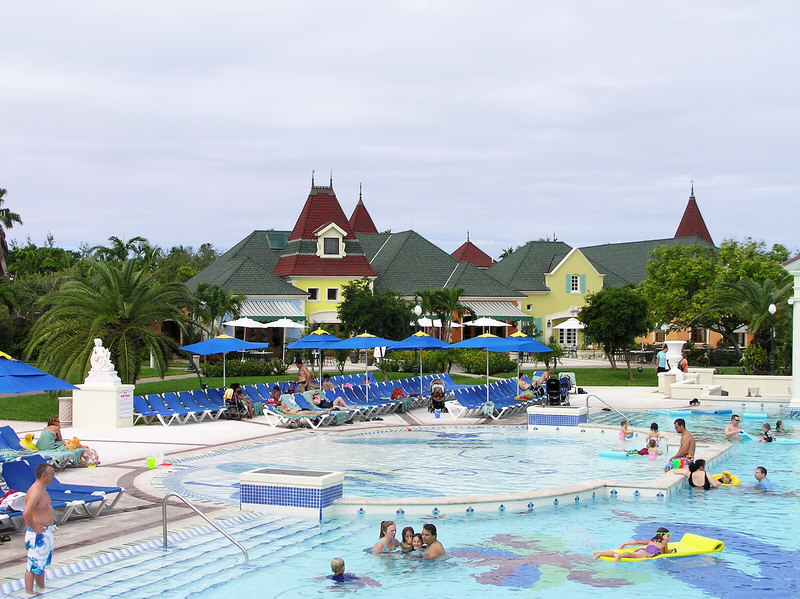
73,383,135,428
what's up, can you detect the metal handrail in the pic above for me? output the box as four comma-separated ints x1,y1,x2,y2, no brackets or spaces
162,493,249,563
584,394,628,422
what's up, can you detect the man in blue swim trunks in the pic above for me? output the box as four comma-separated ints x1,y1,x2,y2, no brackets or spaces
23,462,56,595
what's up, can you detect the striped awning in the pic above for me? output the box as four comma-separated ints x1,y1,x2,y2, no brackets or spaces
241,299,306,322
461,301,532,322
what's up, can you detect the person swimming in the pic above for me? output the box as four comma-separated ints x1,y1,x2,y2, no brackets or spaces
593,527,671,563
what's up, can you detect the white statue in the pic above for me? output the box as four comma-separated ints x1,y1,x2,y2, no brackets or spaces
89,338,114,372
84,338,121,385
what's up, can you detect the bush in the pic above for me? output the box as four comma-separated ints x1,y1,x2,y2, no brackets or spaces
383,350,449,373
453,349,515,375
201,359,286,378
742,344,768,375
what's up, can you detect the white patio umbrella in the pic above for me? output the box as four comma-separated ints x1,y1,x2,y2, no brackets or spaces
465,316,510,334
265,318,305,362
417,317,463,329
553,317,586,330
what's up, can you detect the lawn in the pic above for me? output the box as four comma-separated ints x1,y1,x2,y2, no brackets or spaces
0,368,657,422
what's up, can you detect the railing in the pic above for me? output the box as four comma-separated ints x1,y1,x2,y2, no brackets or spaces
583,394,628,422
162,493,249,563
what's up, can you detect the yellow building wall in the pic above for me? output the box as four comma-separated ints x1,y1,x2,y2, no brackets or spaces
520,249,604,344
293,277,368,324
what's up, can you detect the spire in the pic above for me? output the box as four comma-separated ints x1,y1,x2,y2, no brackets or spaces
467,230,470,242
674,184,714,245
311,170,315,187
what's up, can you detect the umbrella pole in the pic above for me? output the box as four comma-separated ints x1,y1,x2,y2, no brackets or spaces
419,350,423,396
364,363,369,402
223,353,227,388
486,350,490,403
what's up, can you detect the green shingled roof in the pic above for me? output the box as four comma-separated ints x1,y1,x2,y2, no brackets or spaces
359,231,522,298
487,241,573,292
186,230,305,296
580,236,715,287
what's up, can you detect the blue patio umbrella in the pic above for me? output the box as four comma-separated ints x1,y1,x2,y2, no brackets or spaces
0,351,80,394
179,334,270,387
388,331,451,396
450,334,517,403
328,334,398,401
506,332,553,384
286,328,343,383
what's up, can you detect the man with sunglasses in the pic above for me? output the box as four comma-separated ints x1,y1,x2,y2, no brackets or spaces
724,414,742,439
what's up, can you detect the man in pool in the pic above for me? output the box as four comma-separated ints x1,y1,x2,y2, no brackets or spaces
421,523,445,560
23,462,56,595
724,414,742,439
668,418,695,464
754,466,775,490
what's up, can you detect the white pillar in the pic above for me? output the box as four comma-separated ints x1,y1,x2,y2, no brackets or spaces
786,258,800,406
72,338,134,428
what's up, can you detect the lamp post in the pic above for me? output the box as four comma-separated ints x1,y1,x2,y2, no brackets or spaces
768,303,777,376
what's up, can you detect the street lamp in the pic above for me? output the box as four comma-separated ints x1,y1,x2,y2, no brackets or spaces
413,299,422,331
768,303,777,375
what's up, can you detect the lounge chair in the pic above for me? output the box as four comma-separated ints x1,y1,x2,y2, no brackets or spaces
1,460,103,522
0,426,83,468
162,392,201,422
293,393,338,426
22,454,125,509
190,390,225,420
133,395,160,425
143,394,183,426
179,391,213,421
262,395,327,429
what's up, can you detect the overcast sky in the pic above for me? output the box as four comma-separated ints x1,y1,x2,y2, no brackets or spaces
2,2,798,260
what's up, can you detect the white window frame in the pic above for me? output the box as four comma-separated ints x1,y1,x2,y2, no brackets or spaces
323,237,340,256
559,329,577,347
326,287,339,302
570,274,580,293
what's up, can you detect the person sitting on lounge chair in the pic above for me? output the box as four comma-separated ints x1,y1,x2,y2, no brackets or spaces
310,390,348,410
278,396,330,416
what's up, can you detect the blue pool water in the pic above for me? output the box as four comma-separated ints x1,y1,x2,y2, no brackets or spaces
163,425,677,502
5,416,798,598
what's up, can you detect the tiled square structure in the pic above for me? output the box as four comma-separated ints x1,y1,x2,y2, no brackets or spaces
239,468,344,521
527,405,589,428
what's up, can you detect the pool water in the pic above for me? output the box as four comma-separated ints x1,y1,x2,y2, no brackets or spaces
164,426,676,502
34,437,800,598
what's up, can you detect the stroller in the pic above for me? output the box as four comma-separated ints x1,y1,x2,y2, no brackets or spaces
223,387,251,420
545,378,565,406
428,378,448,413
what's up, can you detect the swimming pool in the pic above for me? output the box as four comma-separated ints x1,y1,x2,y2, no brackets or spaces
15,436,799,598
162,426,676,503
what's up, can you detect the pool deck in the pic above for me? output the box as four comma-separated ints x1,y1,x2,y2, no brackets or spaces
0,384,763,584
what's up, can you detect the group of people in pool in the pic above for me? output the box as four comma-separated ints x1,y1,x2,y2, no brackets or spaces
724,413,784,443
372,521,445,560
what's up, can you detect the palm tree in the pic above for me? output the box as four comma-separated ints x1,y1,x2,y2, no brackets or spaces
26,260,191,384
415,287,474,342
0,188,23,280
709,278,791,333
192,282,244,337
90,235,148,263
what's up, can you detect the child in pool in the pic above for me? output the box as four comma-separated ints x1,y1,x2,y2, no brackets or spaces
775,420,784,433
593,528,671,563
400,526,415,553
647,439,663,460
405,533,427,559
719,471,733,485
618,420,631,441
758,423,774,443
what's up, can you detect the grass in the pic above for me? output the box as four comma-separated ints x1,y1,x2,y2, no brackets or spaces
0,368,653,422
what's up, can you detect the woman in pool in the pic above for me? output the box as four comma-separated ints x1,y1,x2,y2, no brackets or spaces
372,520,401,554
674,459,720,490
593,528,671,563
400,526,415,553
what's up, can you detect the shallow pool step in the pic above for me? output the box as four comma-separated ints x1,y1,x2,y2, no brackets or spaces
51,515,359,599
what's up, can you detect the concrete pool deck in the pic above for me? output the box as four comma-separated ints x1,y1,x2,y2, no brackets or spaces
0,384,768,584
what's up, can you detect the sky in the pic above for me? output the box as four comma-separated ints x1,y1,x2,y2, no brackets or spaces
2,2,798,260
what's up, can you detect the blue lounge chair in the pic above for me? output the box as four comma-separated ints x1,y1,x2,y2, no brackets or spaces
22,454,125,509
143,394,183,426
161,393,199,423
0,425,83,468
179,391,213,421
133,395,160,425
190,390,225,420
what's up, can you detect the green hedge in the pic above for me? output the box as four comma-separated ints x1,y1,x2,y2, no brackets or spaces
453,349,515,375
200,359,288,378
383,350,450,373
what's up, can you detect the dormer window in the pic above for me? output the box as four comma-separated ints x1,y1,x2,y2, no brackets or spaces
323,237,339,255
315,222,347,259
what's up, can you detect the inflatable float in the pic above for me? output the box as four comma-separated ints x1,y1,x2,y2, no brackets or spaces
691,409,732,415
713,471,741,486
651,409,693,416
741,413,767,420
597,533,724,561
739,431,800,444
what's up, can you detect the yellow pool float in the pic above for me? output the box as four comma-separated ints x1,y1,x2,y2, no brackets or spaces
713,471,741,486
598,533,724,561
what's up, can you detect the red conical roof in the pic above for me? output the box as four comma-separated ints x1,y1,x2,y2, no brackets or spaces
288,186,354,241
451,238,495,268
674,187,714,245
348,196,378,234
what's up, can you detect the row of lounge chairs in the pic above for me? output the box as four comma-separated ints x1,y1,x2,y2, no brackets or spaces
0,450,124,532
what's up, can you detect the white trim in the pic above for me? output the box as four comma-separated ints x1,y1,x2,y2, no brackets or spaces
546,247,603,276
